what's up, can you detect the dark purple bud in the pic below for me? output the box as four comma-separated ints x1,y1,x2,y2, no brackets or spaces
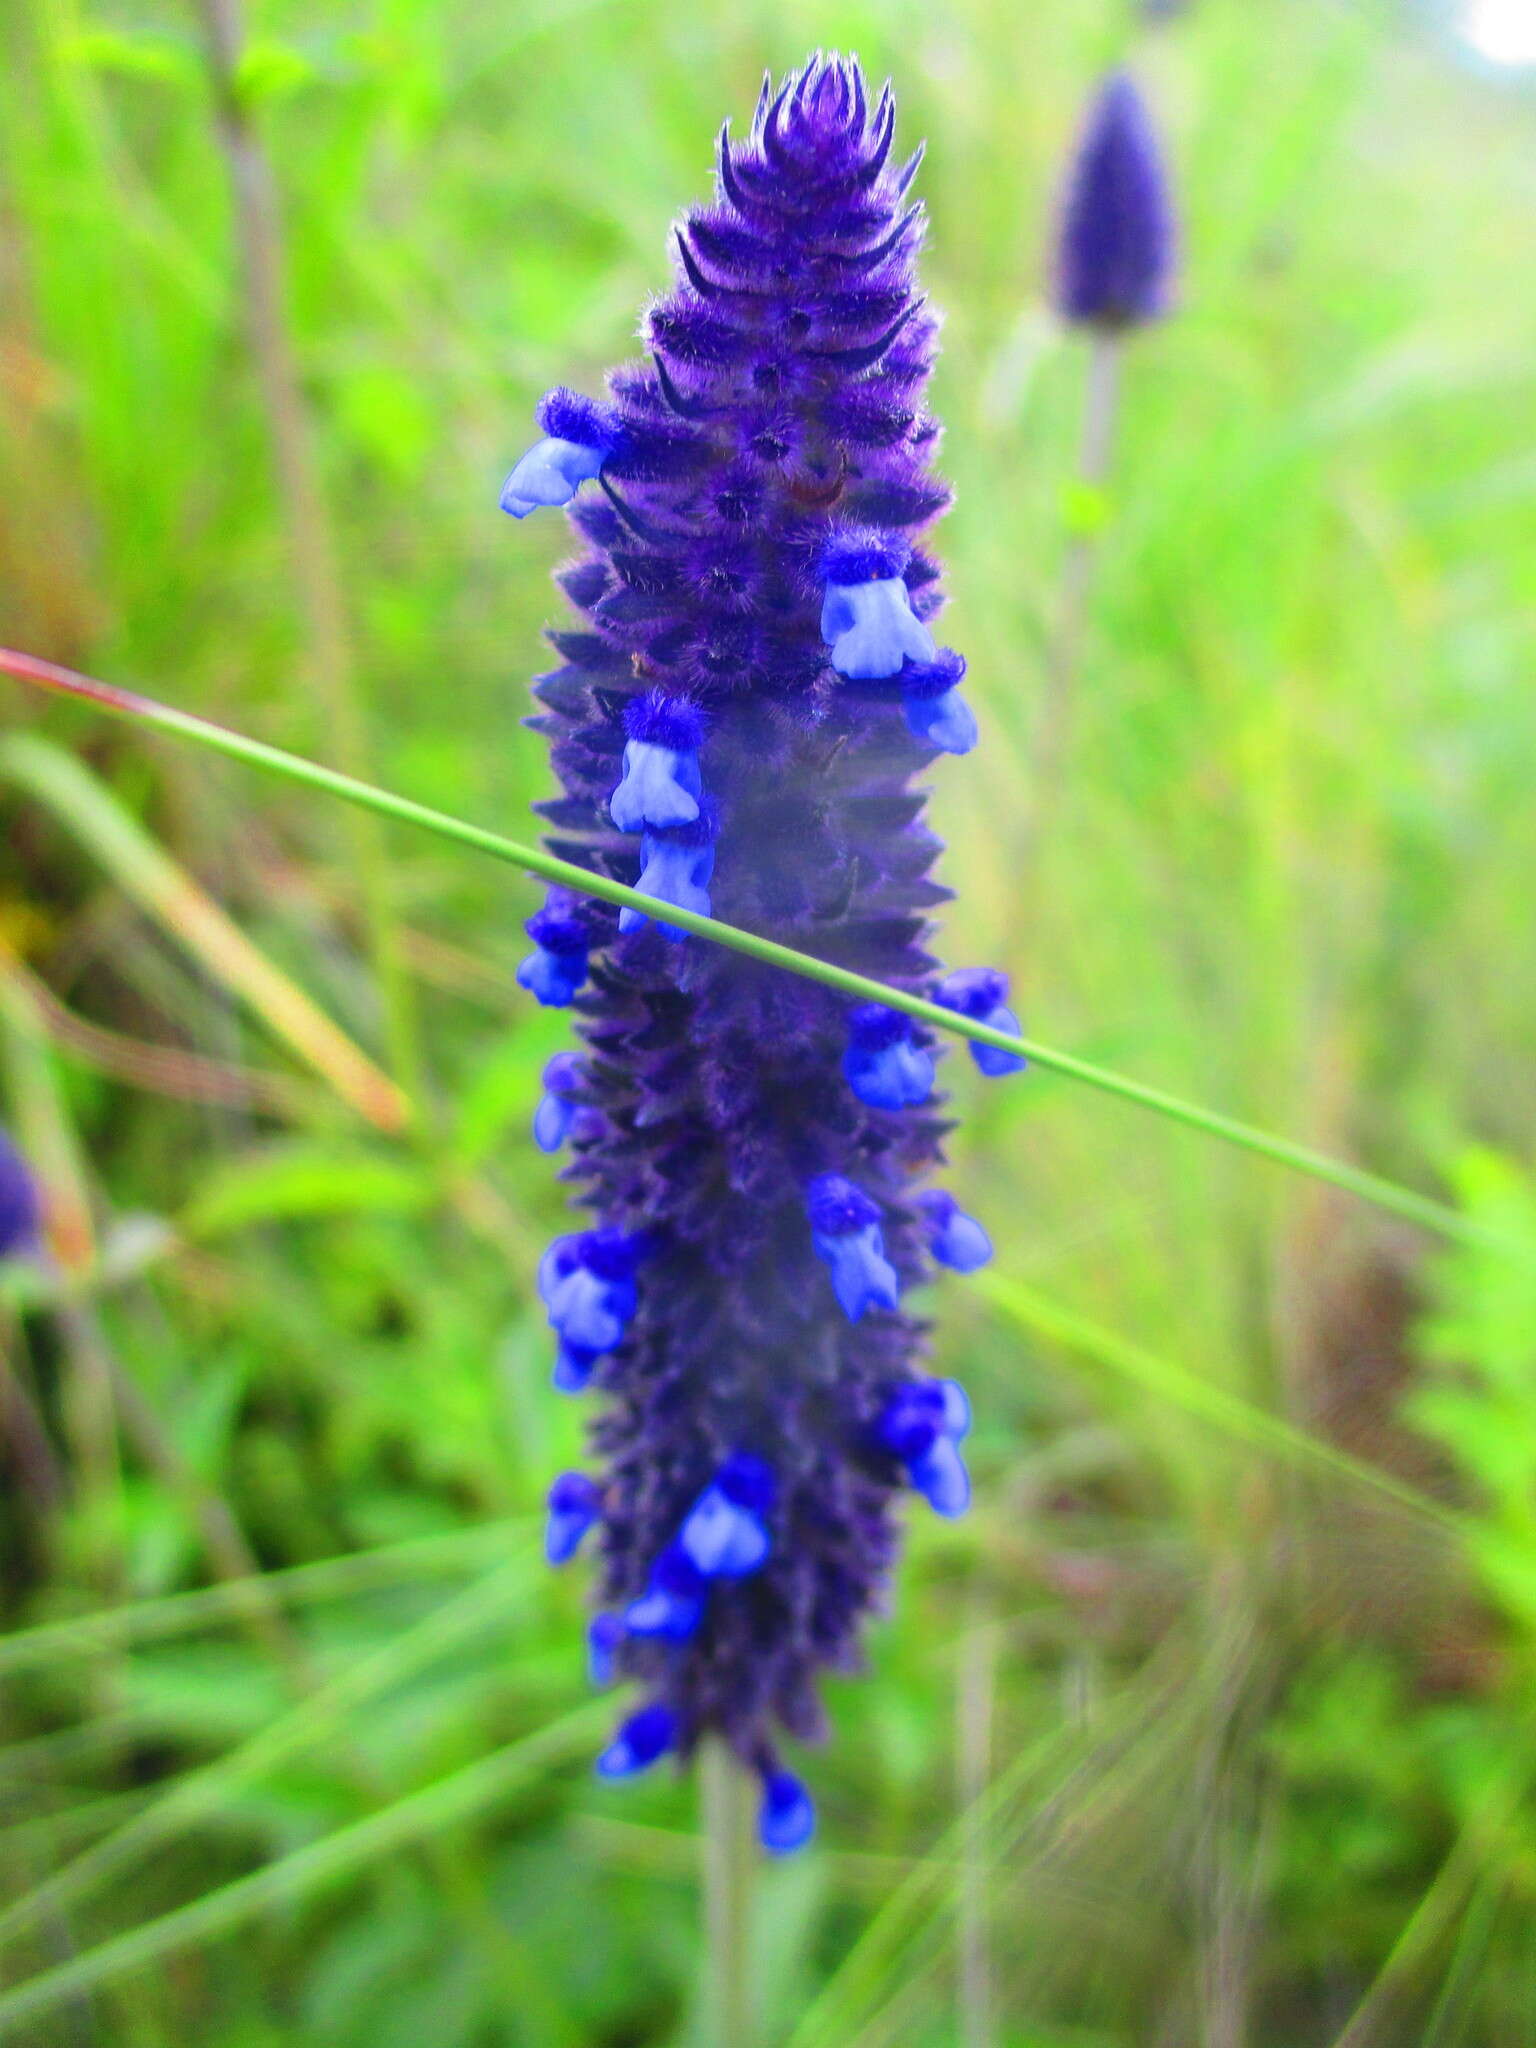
588,1613,625,1687
0,1128,40,1261
533,1051,585,1154
1054,72,1176,331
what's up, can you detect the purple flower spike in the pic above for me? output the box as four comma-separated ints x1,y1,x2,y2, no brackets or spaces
624,1546,707,1641
504,55,1000,1786
916,1189,993,1273
596,1700,678,1778
843,1004,935,1111
533,1051,585,1154
934,967,1028,1077
517,897,590,1008
1055,72,1176,332
0,1128,40,1260
759,1768,816,1854
807,1174,900,1323
546,1471,603,1564
680,1453,776,1579
501,388,626,518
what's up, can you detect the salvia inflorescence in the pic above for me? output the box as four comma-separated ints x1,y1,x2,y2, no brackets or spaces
501,54,1024,1855
1054,71,1176,331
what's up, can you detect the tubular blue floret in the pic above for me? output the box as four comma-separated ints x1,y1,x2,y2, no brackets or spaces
820,528,935,678
901,649,976,755
0,1127,40,1260
806,1174,900,1323
1055,72,1176,331
610,741,703,833
933,966,1028,1077
875,1376,971,1515
915,1189,993,1273
624,1545,707,1641
821,578,936,681
533,1051,585,1154
596,1700,678,1779
619,813,717,940
610,692,707,833
500,388,626,518
679,1452,776,1580
517,897,590,1008
545,1471,603,1564
758,1768,816,1854
909,1433,970,1517
842,1003,935,1110
541,1229,646,1356
553,1341,600,1393
905,687,977,754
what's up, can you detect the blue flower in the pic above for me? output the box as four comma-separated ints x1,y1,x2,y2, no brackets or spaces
588,1613,625,1688
933,967,1028,1077
610,741,703,833
517,898,590,1008
624,1545,707,1641
595,1700,678,1778
758,1768,816,1854
875,1376,971,1517
821,578,935,681
553,1341,600,1393
540,1230,644,1357
533,1051,584,1154
500,388,626,518
679,1452,775,1579
905,687,977,755
915,1189,992,1273
842,1004,934,1110
909,1433,970,1517
619,817,716,941
806,1175,900,1323
545,1471,602,1564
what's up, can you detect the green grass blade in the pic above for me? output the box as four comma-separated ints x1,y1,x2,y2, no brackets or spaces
978,1272,1464,1534
0,1699,611,2032
0,647,1508,1261
0,1549,536,1954
0,1518,533,1678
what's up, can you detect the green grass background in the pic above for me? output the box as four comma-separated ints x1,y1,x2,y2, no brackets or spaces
3,0,1536,2039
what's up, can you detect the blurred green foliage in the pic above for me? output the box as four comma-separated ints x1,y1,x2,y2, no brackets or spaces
3,0,1536,2040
